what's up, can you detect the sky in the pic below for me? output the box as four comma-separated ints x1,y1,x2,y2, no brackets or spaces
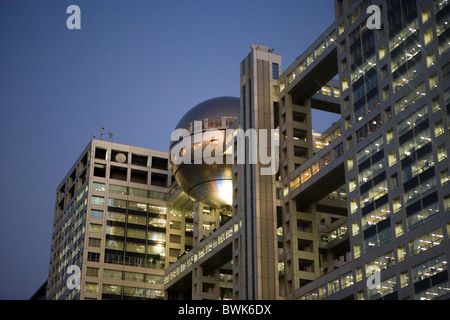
0,0,336,299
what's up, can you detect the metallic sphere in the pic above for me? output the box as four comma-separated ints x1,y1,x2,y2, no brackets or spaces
170,97,240,208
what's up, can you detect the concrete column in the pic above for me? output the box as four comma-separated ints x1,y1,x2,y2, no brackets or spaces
192,265,220,300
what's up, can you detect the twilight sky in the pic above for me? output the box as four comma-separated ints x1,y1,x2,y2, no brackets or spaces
0,0,336,299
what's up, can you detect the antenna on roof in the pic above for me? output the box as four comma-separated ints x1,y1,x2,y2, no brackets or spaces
100,127,104,140
109,131,114,142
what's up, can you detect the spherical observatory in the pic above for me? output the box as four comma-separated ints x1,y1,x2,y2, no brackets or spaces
169,97,240,208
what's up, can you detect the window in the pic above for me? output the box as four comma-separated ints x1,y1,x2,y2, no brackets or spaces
294,146,308,158
412,254,447,283
272,63,279,80
301,168,312,184
342,77,348,91
445,196,450,212
427,51,435,67
103,269,122,280
352,221,359,236
87,252,100,262
432,96,441,113
388,151,397,167
151,156,168,170
386,129,393,144
86,267,99,277
92,182,105,192
90,209,103,219
170,221,181,230
349,179,356,192
424,28,433,45
106,225,125,237
393,197,401,213
347,157,354,171
365,252,396,277
435,120,444,137
170,248,181,257
107,210,125,223
438,144,447,162
354,267,362,283
84,282,99,293
292,111,307,124
110,166,127,181
109,184,127,195
379,45,386,60
88,238,101,248
89,223,102,233
395,221,404,237
95,147,107,160
441,170,450,186
151,173,167,187
148,215,166,228
131,153,148,167
102,284,122,295
429,74,438,89
127,214,147,226
397,246,406,262
422,7,430,23
400,271,409,288
93,163,106,178
409,228,444,256
350,199,358,214
108,198,127,209
130,169,148,184
170,234,181,243
353,243,361,259
124,271,144,282
367,276,396,300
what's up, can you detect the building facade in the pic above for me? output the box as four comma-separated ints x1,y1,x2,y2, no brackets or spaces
46,139,192,300
46,0,450,300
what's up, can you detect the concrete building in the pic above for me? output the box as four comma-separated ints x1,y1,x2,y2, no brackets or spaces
46,0,450,300
46,139,178,300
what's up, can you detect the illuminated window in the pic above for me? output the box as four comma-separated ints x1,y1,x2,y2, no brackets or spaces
393,197,401,213
395,221,404,237
429,73,438,89
307,53,313,66
422,7,430,23
301,168,311,184
435,120,445,137
409,228,444,256
379,45,386,60
438,144,447,161
350,199,358,214
334,88,340,98
353,243,361,259
352,221,359,236
424,28,433,45
349,179,356,192
321,86,332,96
427,51,435,67
397,246,406,262
440,169,450,186
347,157,354,171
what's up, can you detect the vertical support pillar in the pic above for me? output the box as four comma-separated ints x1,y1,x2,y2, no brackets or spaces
192,265,220,300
